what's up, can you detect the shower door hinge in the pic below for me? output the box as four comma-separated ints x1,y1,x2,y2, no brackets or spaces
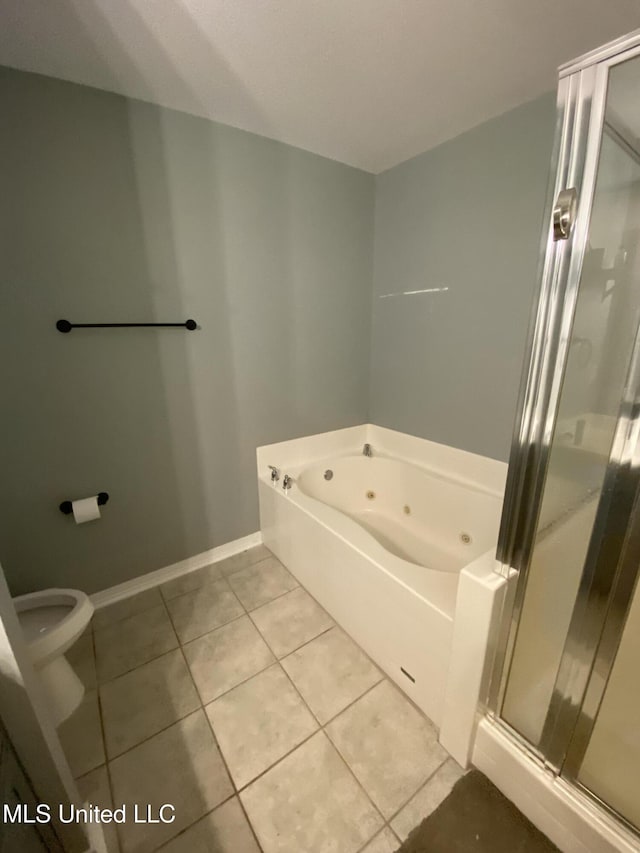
553,188,578,241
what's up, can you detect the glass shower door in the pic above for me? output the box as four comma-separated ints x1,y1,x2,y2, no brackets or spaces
492,37,640,838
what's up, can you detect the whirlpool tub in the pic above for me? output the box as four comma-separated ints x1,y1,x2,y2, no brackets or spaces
257,424,507,729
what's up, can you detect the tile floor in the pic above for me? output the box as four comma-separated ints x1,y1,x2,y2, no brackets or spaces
61,545,464,853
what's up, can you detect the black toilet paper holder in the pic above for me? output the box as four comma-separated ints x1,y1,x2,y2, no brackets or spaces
60,492,109,515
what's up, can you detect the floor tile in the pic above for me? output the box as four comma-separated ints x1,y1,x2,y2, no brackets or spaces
391,757,464,841
361,828,400,853
282,626,382,723
100,649,201,758
217,545,272,577
159,798,260,853
110,710,233,853
67,631,97,690
159,563,221,601
227,556,298,611
58,690,105,777
241,731,383,853
206,663,318,789
326,680,448,819
183,615,275,704
94,605,178,683
76,765,120,853
92,589,164,631
166,578,244,644
250,587,334,658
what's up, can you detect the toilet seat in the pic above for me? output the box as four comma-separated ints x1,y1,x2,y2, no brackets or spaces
14,589,93,666
13,588,94,726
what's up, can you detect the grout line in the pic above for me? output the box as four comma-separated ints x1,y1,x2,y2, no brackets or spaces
165,590,267,853
171,609,249,648
197,656,277,708
149,792,263,853
97,643,185,688
98,602,205,766
244,583,304,618
235,727,321,794
354,823,402,853
160,551,275,605
275,621,335,661
246,605,334,660
165,576,249,645
383,756,449,827
91,592,166,633
157,566,224,604
164,596,245,806
221,553,275,581
75,566,439,852
88,628,109,778
201,687,240,798
104,706,205,765
89,625,123,853
95,641,181,687
240,580,301,614
200,607,325,797
236,793,266,853
320,676,385,729
225,594,387,837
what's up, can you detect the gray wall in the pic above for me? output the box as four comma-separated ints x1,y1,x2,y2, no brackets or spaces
369,93,557,461
0,67,374,595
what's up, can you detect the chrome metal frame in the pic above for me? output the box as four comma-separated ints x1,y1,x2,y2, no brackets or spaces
488,26,640,836
541,320,640,772
489,61,603,714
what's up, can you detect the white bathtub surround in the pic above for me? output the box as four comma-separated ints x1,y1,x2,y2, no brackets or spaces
439,554,517,767
257,424,508,740
473,718,640,853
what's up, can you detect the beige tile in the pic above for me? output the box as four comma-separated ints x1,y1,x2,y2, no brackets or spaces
100,649,201,758
217,545,272,577
76,765,120,853
110,710,233,853
67,632,97,690
326,680,447,819
166,578,244,644
159,563,221,601
391,757,464,841
361,828,400,853
241,732,383,853
159,798,260,853
206,664,317,789
282,626,382,723
227,556,298,610
250,587,334,658
95,605,178,683
183,616,274,704
58,690,105,777
92,589,163,630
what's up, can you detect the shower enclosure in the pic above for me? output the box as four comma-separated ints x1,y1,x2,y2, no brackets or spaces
489,30,640,841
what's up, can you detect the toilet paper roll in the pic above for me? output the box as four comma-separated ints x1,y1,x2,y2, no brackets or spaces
72,496,101,524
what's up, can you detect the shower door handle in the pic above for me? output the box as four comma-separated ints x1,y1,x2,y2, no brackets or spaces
552,188,577,241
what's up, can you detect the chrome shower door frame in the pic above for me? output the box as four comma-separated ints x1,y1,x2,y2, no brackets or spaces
489,27,640,786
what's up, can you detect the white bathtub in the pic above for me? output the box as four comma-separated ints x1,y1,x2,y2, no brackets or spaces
257,424,507,732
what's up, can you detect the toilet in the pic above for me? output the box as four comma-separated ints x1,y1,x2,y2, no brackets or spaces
13,589,94,726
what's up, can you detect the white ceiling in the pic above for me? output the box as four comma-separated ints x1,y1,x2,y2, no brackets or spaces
2,1,640,173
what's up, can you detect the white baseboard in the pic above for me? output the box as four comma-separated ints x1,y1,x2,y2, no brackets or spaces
90,531,262,610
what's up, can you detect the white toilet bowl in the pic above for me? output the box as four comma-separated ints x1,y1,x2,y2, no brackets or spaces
13,588,94,726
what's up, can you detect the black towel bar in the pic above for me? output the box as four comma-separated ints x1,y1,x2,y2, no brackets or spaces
56,319,197,333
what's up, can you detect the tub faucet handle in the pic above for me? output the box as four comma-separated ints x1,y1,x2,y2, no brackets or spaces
283,474,293,490
268,465,280,483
